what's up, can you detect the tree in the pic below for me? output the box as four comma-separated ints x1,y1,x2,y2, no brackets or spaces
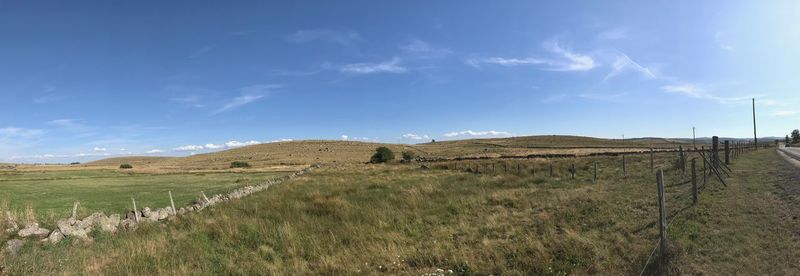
786,135,791,145
401,151,416,162
792,129,800,144
230,161,251,168
370,147,395,163
119,164,133,169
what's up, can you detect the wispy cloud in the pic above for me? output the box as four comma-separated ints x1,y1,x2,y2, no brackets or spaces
340,58,407,74
597,27,627,40
92,147,107,152
398,40,452,59
214,85,282,114
466,38,597,71
579,92,627,101
145,149,164,154
465,57,546,67
772,110,799,117
542,93,568,103
661,83,760,104
0,127,44,138
285,28,362,46
443,130,512,139
604,53,656,81
541,39,598,71
714,32,735,52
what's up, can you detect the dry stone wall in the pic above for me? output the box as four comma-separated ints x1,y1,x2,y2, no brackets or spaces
3,165,319,254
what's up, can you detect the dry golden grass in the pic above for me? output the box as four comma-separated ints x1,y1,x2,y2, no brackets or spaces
69,136,698,172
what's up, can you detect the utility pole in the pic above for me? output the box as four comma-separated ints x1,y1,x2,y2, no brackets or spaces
752,98,758,149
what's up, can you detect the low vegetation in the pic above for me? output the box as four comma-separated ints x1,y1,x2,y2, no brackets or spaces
370,147,395,163
3,149,795,274
119,164,133,169
229,161,251,168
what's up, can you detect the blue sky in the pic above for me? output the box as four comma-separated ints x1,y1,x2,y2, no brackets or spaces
1,1,798,163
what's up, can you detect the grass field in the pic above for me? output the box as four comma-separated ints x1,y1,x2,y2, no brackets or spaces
4,147,794,274
0,170,289,226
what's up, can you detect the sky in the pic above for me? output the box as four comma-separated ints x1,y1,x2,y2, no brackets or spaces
1,1,799,163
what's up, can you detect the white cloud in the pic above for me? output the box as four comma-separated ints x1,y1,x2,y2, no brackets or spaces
340,58,407,74
173,145,205,152
225,140,261,148
401,133,430,140
204,143,224,149
145,149,164,154
597,27,627,40
661,84,761,104
285,29,362,46
443,130,512,139
604,54,656,81
465,57,546,68
93,147,107,152
399,40,452,58
773,110,799,117
466,39,597,71
541,39,598,71
265,138,293,143
215,94,264,113
714,32,735,52
0,127,43,138
341,135,349,140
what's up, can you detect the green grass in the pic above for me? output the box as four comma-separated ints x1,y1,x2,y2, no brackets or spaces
0,170,288,224
2,149,798,274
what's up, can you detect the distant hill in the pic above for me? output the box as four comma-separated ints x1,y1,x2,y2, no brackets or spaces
84,135,704,169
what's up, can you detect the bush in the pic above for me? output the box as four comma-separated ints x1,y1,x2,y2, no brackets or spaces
370,147,395,163
230,161,251,168
119,164,133,169
401,151,416,162
69,162,80,165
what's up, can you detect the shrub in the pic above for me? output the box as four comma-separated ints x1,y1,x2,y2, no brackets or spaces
119,164,133,169
230,161,251,168
69,162,80,165
370,147,395,163
401,151,416,162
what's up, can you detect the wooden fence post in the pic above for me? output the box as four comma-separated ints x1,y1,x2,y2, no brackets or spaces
169,191,176,215
201,191,210,203
650,148,654,173
571,163,575,179
724,140,730,165
679,146,685,173
622,155,627,178
656,169,668,273
691,158,697,204
593,161,597,182
702,147,707,185
549,163,553,177
712,136,719,170
71,201,80,219
132,197,139,223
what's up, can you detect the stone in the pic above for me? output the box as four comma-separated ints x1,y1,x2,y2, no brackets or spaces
46,230,64,244
119,219,136,230
5,239,23,255
57,218,79,236
97,214,120,233
142,207,153,218
17,223,50,238
157,208,170,220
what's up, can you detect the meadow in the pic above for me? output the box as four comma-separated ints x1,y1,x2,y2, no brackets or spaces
0,169,288,225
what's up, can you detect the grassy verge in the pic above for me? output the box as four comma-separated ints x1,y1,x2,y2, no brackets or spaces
1,149,798,274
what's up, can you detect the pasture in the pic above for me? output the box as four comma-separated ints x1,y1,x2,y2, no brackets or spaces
0,169,288,225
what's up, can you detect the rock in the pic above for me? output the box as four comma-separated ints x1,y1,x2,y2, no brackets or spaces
5,239,23,255
97,214,120,233
142,207,153,218
119,219,136,230
157,208,170,220
17,223,50,238
46,230,64,244
57,218,79,236
4,211,19,234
